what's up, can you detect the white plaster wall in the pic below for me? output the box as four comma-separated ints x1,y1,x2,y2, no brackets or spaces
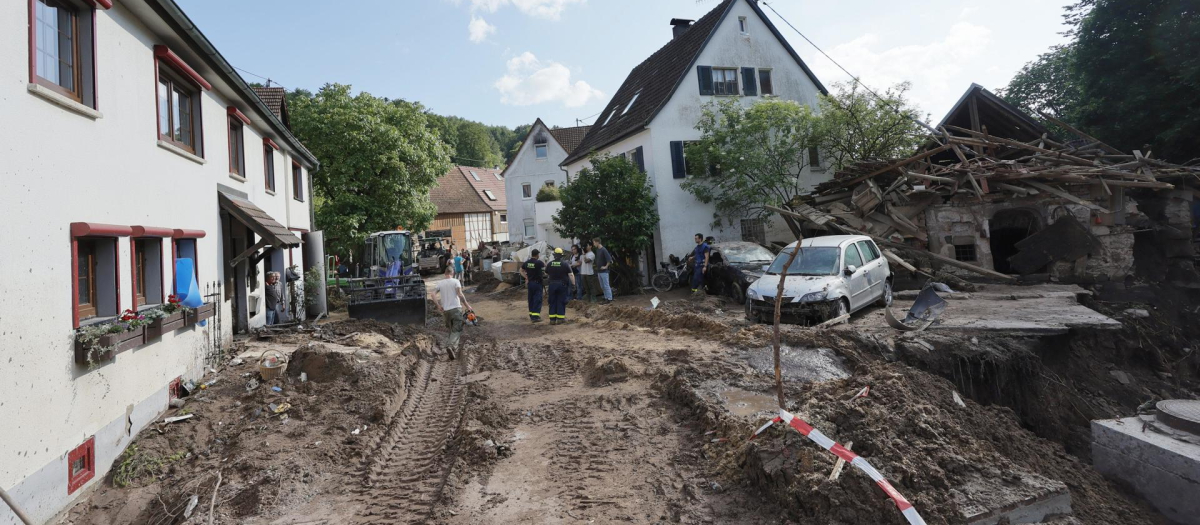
504,121,571,243
564,0,829,263
0,1,313,513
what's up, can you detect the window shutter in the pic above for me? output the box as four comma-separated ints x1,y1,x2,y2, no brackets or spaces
697,66,713,96
741,67,757,96
634,146,646,173
670,141,686,179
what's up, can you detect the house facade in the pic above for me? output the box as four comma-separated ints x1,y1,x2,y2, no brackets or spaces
0,1,319,522
561,0,830,269
430,166,508,250
503,119,589,246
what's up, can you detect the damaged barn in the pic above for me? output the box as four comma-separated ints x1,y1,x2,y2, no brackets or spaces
782,84,1199,285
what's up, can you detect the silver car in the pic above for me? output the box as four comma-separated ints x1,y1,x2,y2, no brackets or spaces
745,235,892,323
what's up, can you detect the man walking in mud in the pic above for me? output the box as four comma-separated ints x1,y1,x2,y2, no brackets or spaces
433,265,471,357
545,247,575,325
520,249,546,322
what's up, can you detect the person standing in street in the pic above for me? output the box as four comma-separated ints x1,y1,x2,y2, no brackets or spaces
592,237,614,304
520,249,546,322
265,271,281,325
581,244,597,303
546,248,575,325
691,233,710,293
570,245,584,300
434,266,471,355
453,251,465,280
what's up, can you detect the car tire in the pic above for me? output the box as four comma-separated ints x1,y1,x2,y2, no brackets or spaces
731,283,745,305
876,280,893,307
745,297,756,323
829,297,849,321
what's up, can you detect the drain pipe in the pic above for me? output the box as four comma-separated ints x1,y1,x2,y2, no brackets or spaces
0,485,33,525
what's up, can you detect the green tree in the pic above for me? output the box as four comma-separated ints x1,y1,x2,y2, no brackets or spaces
553,155,658,288
998,44,1083,127
682,99,822,229
453,121,504,167
818,81,927,170
1070,0,1200,161
289,84,451,256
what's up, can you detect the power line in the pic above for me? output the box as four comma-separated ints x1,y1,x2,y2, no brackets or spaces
232,65,287,91
575,109,605,127
760,1,941,138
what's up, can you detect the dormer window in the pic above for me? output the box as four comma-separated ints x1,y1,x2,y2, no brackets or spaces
622,90,641,116
602,110,616,126
483,190,497,201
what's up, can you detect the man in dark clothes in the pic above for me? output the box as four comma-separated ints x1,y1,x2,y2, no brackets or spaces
545,247,575,325
520,249,546,323
591,237,614,303
690,233,710,293
265,271,282,325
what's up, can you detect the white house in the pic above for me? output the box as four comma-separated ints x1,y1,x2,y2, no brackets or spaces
560,0,830,271
0,1,319,522
502,119,590,246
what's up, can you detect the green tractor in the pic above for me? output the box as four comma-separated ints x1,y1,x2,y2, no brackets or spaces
342,230,427,325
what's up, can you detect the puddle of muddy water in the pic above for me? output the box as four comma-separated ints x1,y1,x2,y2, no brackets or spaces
744,346,850,383
721,389,779,417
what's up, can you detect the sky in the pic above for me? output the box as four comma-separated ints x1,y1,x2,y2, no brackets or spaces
176,0,1075,129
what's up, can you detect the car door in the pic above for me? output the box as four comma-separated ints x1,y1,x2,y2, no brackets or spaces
856,240,885,302
842,243,870,311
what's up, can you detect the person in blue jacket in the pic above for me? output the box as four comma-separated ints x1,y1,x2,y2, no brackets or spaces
520,249,546,323
690,233,710,293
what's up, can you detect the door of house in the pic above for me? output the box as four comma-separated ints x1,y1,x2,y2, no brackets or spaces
464,213,492,251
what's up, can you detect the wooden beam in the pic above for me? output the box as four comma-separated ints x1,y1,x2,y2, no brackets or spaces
818,145,952,195
1037,112,1124,155
1023,181,1107,212
996,183,1035,196
882,249,918,273
903,170,955,184
230,239,270,267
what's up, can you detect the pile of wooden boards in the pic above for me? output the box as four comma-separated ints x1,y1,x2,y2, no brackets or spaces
776,115,1200,280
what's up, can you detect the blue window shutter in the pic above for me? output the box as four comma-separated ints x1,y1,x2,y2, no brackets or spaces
670,141,686,179
742,67,757,96
634,146,646,173
697,66,713,96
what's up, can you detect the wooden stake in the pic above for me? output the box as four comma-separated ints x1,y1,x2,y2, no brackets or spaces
829,441,854,481
772,243,801,410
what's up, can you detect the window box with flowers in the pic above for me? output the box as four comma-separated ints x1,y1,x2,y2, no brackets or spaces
144,295,189,339
186,302,216,325
74,310,150,366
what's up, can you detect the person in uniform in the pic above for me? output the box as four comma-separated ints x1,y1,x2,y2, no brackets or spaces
545,247,575,325
520,249,546,323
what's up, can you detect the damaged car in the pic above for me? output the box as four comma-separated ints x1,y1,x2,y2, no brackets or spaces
703,241,777,304
745,235,892,324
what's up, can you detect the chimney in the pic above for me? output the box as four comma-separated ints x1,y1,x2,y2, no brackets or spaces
670,18,694,39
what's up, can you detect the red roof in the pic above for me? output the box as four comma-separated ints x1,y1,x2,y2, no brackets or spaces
429,166,507,215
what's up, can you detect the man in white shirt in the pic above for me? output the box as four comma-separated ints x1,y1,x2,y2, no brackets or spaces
580,245,596,303
434,266,472,355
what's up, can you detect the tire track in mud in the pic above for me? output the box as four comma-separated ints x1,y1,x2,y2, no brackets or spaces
354,353,474,524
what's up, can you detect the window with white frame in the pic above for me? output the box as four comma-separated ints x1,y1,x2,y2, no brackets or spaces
622,90,641,115
522,183,532,199
534,135,548,159
738,16,748,34
712,68,739,96
523,219,535,238
483,190,497,201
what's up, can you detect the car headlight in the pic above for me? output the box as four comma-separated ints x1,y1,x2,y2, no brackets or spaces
797,291,827,303
747,287,763,300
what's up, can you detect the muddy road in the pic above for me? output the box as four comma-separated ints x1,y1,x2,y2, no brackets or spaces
62,275,1191,524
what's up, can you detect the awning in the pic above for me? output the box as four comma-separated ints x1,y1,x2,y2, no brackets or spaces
218,191,302,266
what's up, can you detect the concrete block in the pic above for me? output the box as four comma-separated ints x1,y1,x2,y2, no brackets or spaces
1092,417,1200,524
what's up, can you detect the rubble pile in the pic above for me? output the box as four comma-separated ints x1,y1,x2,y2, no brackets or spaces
785,117,1200,282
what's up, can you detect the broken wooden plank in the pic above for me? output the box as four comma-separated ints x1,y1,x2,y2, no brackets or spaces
829,441,854,481
996,183,1035,196
882,249,918,273
902,170,955,184
818,145,952,194
868,212,928,242
1037,112,1124,155
1023,181,1107,212
815,313,850,329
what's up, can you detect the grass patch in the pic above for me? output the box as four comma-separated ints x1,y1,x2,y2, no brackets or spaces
112,445,187,488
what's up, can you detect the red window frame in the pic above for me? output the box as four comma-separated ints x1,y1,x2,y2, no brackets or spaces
292,161,304,202
263,140,277,193
130,226,171,310
28,0,99,106
66,436,95,494
70,222,130,328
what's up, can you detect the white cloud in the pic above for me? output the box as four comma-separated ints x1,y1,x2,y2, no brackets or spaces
494,52,604,108
468,16,496,43
465,0,584,20
804,21,993,117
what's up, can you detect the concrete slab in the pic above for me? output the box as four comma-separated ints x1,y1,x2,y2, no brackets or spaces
953,469,1073,525
862,284,1121,335
1092,416,1200,525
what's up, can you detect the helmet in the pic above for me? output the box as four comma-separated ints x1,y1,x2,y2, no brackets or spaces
554,247,564,255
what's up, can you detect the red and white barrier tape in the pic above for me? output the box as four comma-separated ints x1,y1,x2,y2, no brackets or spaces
751,409,927,525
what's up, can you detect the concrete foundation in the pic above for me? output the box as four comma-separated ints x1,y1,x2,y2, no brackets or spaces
1092,417,1200,525
884,284,1121,335
954,469,1073,525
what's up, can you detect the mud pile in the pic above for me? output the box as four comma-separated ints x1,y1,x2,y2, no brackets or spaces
668,361,1160,525
579,303,732,336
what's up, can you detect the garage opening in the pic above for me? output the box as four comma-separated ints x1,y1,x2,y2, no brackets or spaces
989,209,1040,274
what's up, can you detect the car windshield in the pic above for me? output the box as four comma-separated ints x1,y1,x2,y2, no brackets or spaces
766,247,839,276
719,244,775,264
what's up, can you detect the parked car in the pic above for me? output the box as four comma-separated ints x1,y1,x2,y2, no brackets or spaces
745,235,892,324
702,242,776,304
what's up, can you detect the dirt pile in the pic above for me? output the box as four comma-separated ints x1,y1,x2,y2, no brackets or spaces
666,361,1160,525
583,354,634,386
471,271,501,293
579,304,732,336
63,335,443,524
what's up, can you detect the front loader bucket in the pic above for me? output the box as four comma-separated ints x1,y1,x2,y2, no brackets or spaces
348,297,426,325
343,276,427,326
